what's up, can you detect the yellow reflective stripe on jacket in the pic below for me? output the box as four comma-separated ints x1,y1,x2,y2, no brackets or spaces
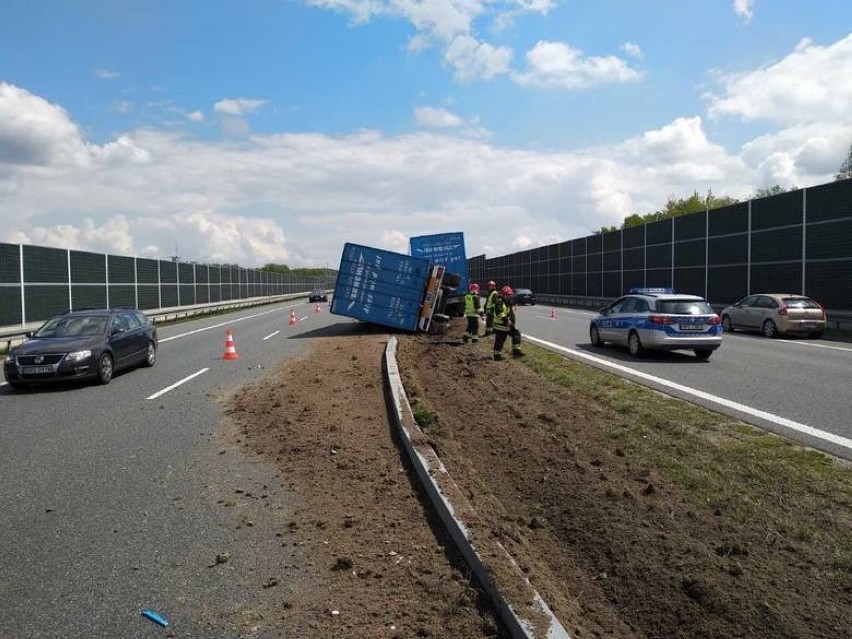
464,292,480,316
484,290,498,312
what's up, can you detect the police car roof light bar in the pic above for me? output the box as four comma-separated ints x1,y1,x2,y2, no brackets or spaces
628,286,674,295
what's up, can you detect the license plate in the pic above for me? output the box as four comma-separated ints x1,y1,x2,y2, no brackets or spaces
22,365,53,374
799,321,816,327
678,324,704,331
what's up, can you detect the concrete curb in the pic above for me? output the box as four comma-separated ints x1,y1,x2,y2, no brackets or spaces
383,336,572,639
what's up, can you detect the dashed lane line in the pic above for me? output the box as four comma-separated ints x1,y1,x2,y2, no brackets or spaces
146,368,209,400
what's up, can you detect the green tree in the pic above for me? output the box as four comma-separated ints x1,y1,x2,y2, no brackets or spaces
261,263,291,274
836,142,852,181
596,189,739,233
753,184,796,198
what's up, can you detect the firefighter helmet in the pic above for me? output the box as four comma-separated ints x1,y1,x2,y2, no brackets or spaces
501,285,514,297
486,280,496,289
469,282,480,293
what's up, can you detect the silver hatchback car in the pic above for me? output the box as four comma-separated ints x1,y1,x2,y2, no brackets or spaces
590,288,723,359
720,293,825,338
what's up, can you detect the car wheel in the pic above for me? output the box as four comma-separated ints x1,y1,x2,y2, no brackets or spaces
628,331,645,357
97,352,114,385
762,319,778,338
809,330,824,339
142,340,157,367
590,324,603,347
721,315,734,333
694,348,714,359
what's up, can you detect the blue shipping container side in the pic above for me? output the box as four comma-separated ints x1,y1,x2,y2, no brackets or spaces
331,243,432,332
409,232,468,293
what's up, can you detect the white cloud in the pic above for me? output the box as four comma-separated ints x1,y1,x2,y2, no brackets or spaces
444,36,513,82
305,1,628,87
414,106,491,138
0,82,93,167
2,55,849,269
706,34,852,126
185,110,205,123
512,41,642,89
414,106,464,128
213,98,268,116
740,123,852,187
8,216,136,255
733,0,754,24
621,42,643,58
95,68,120,79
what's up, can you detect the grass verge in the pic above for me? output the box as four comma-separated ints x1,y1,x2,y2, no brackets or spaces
520,342,852,589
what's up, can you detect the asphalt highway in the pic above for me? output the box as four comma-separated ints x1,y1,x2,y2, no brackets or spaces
0,300,350,639
2,300,850,638
514,304,852,461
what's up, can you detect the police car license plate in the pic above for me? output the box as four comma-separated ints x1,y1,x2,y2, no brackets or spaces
678,323,704,331
22,365,53,374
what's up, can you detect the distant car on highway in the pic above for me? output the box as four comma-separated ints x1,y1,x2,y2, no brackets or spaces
720,293,825,338
589,287,722,359
308,289,328,303
3,308,157,389
510,288,536,305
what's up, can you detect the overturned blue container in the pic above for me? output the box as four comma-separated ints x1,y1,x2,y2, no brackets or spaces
409,232,468,294
331,243,433,332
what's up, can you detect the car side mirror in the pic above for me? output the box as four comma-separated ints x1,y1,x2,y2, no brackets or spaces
111,327,126,335
25,331,33,338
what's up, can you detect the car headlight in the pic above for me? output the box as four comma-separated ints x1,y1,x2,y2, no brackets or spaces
65,350,92,363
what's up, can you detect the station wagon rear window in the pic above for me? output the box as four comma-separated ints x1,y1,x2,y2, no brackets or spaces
655,300,714,315
782,297,821,309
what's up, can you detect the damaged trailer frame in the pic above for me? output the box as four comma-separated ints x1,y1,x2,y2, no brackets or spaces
330,242,461,334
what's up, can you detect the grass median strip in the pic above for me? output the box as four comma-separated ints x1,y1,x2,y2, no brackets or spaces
521,343,852,588
396,330,851,639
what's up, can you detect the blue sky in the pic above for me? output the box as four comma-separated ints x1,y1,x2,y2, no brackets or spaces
1,1,851,267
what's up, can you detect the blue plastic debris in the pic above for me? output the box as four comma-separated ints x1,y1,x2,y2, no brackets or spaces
141,609,170,627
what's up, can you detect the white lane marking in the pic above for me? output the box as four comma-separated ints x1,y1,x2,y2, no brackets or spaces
299,315,308,321
526,335,852,454
158,306,293,343
262,330,280,341
780,340,852,353
519,307,595,318
146,368,209,400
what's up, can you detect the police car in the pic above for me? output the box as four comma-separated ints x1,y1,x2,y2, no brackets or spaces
589,287,722,359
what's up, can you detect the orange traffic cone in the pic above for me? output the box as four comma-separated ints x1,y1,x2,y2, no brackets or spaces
288,310,297,326
315,302,322,313
222,329,240,360
550,307,557,319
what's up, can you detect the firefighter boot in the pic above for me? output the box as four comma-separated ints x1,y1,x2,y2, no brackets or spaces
512,347,525,358
493,352,503,361
462,334,470,343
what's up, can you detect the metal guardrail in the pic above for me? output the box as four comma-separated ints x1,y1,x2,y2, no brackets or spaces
0,292,315,350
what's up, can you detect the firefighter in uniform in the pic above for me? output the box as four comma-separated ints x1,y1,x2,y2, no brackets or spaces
462,282,482,343
492,285,523,360
482,280,499,336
